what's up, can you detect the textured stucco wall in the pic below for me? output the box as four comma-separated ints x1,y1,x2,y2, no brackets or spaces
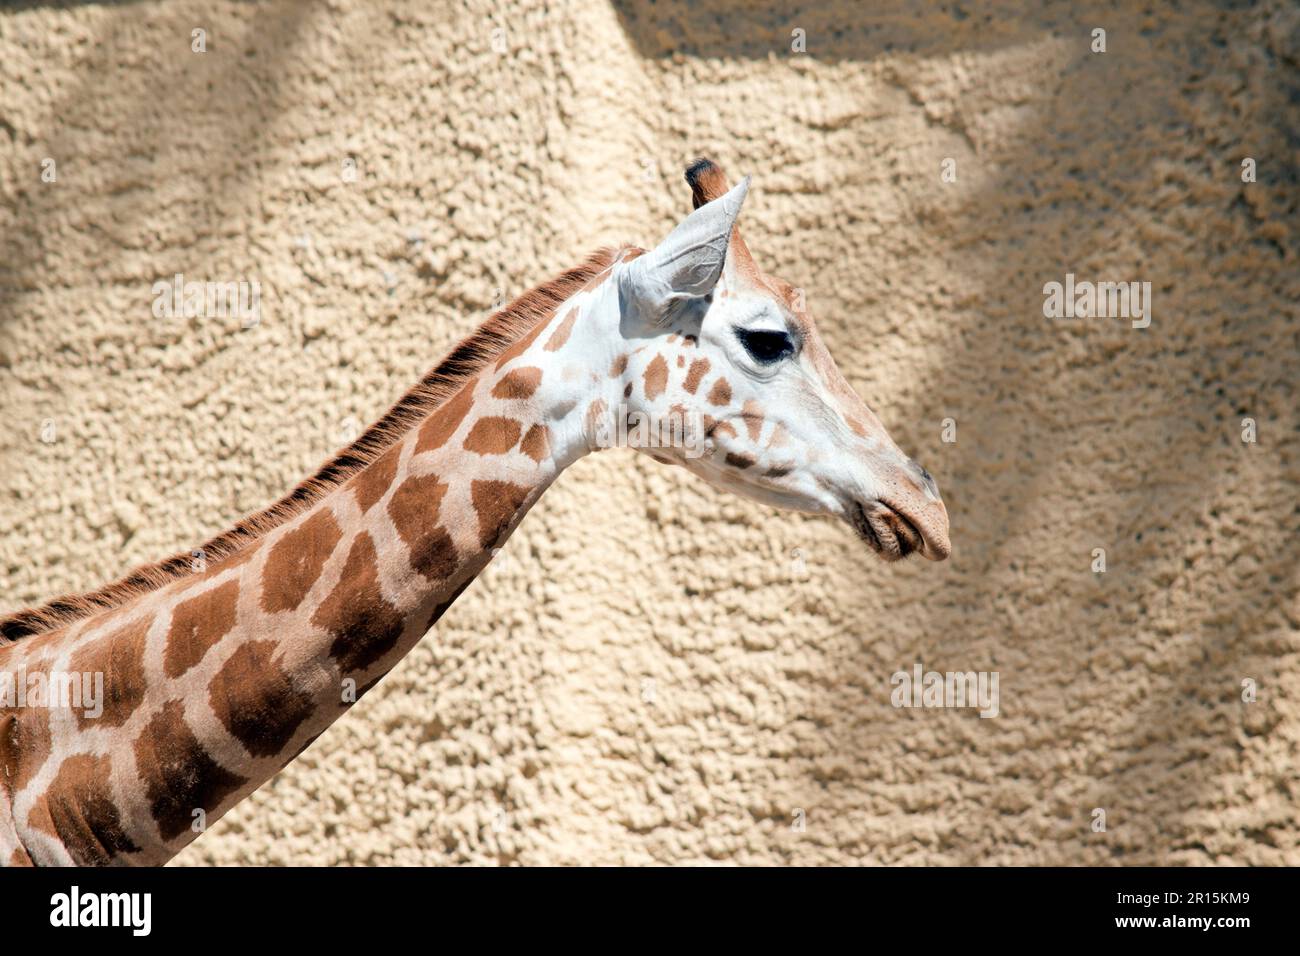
1,0,1297,865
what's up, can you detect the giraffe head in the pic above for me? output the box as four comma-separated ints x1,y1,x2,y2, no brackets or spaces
609,160,950,562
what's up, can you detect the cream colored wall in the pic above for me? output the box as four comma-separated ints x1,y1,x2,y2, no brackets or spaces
1,0,1296,864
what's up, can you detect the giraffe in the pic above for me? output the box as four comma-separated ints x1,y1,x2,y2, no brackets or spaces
0,160,949,866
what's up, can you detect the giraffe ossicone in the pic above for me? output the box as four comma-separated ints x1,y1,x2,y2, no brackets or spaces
0,159,949,867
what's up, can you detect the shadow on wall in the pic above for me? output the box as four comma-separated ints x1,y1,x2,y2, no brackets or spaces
0,1,317,335
615,0,1300,862
1,0,151,9
828,10,1296,862
611,0,1091,61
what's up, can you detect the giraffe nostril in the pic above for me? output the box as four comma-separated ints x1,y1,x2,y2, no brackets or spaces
911,459,937,493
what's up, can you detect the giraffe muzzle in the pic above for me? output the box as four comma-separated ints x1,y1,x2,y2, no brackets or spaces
850,497,950,562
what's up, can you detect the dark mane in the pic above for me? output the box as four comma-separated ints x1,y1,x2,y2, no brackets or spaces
0,246,627,646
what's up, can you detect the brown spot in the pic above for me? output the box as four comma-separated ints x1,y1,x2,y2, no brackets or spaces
707,377,732,406
0,709,51,796
609,354,628,377
684,357,711,394
416,382,477,453
260,509,343,615
463,416,522,455
494,319,549,371
162,581,239,681
847,416,870,438
315,532,407,676
351,444,400,514
28,754,140,865
387,473,459,581
623,382,633,399
471,480,531,549
492,366,542,400
741,400,764,442
725,452,757,470
135,699,247,843
209,640,315,759
424,577,474,634
644,354,669,401
520,424,550,463
622,248,646,262
585,399,608,440
676,355,685,368
665,403,693,446
683,334,697,347
764,465,793,479
712,421,738,441
8,848,32,866
70,617,151,726
544,307,578,351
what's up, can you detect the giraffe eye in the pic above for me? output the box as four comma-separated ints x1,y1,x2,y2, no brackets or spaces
736,328,794,365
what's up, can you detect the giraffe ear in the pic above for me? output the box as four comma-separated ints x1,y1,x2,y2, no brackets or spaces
621,176,750,322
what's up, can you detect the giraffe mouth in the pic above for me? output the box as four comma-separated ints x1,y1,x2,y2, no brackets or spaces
850,500,925,562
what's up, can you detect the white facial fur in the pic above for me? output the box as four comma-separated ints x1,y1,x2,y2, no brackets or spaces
589,178,951,561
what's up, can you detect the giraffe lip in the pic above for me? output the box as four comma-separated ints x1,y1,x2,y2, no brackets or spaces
850,500,923,562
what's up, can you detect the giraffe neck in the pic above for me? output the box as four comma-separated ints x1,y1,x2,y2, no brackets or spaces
0,276,624,866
